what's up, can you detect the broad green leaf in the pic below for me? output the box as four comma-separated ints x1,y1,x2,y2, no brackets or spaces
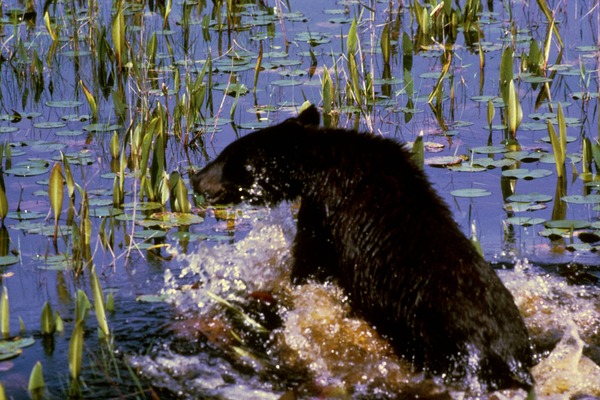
501,168,552,180
80,80,98,121
43,12,57,41
450,188,492,198
75,290,91,324
40,302,54,335
69,321,84,379
28,361,45,394
49,162,64,241
545,220,589,229
91,266,110,338
1,287,8,338
0,179,7,222
500,47,514,104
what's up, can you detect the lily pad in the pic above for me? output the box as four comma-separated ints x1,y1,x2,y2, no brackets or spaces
450,188,492,198
471,146,507,154
89,207,124,218
148,212,204,227
136,294,168,303
83,123,122,132
449,164,487,172
503,202,546,212
132,229,167,240
123,202,163,211
544,220,590,230
46,100,84,108
471,158,516,169
7,211,45,220
425,156,462,167
506,193,553,203
561,195,600,204
33,121,67,129
505,217,546,226
4,163,49,177
0,255,19,266
501,168,552,180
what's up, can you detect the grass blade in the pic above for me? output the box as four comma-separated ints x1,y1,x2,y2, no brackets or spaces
69,321,84,379
40,302,54,335
1,287,8,338
48,162,64,243
28,361,45,399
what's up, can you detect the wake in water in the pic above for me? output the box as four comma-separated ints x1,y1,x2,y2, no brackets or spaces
130,207,600,399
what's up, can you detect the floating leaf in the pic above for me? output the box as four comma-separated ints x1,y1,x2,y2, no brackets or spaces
501,168,552,180
561,195,600,204
544,220,590,229
450,188,492,198
505,217,546,226
425,156,462,167
0,256,19,266
507,193,553,203
471,146,507,154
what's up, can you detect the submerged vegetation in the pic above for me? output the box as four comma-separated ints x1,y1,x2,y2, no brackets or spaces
0,0,597,398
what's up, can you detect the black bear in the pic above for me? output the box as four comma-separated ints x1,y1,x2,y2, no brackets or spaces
190,105,534,393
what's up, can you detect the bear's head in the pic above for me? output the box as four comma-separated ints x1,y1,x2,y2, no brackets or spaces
191,105,320,205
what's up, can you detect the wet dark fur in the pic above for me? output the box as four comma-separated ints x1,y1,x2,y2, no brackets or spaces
191,106,534,393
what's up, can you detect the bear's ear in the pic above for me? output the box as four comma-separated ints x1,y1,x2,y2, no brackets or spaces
294,105,320,127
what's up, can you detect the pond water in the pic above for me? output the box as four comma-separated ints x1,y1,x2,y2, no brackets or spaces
0,0,599,399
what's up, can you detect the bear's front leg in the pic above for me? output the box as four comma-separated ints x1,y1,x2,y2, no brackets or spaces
291,200,339,285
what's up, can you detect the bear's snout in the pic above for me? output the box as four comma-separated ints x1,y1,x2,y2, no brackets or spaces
191,162,227,204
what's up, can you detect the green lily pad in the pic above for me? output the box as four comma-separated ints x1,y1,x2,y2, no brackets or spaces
507,193,553,203
471,146,507,154
0,336,35,360
449,164,487,172
471,158,516,169
450,188,492,198
136,294,168,303
270,79,304,87
503,202,546,212
425,156,462,167
0,255,19,266
539,228,571,239
123,202,163,211
83,123,122,132
55,129,85,136
0,127,18,133
7,211,45,220
504,151,543,162
566,243,594,252
89,207,124,218
505,217,546,226
4,163,49,176
33,121,67,129
148,212,204,226
46,100,84,108
132,229,167,240
539,135,577,143
501,168,552,180
561,195,600,204
544,220,590,230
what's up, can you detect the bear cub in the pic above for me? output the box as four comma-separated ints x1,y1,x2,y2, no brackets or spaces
191,105,534,393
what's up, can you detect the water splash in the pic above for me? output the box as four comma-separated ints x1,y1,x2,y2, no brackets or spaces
132,213,600,399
